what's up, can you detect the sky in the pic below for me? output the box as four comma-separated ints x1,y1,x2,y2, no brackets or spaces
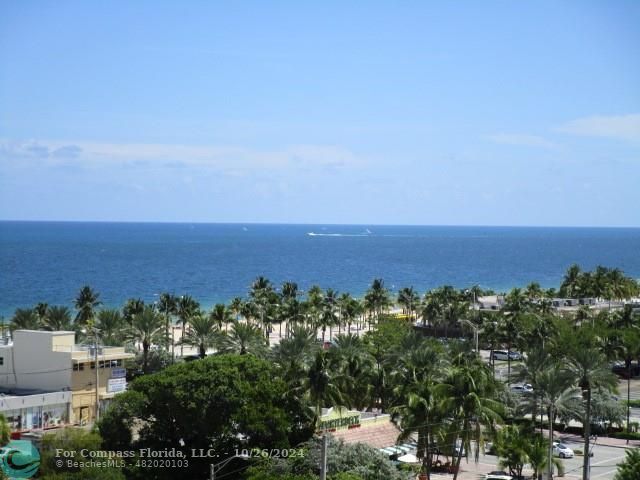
1,1,639,226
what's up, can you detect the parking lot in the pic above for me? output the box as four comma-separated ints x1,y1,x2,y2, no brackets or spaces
448,436,629,480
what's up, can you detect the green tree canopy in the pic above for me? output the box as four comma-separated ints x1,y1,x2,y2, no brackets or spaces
99,354,314,479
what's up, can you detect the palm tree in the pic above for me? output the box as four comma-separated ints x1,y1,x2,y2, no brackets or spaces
126,306,165,374
302,350,345,424
281,281,299,300
74,285,101,326
42,305,74,331
565,333,619,480
176,295,199,357
158,292,177,358
560,264,582,298
34,302,49,325
318,302,337,343
218,323,265,356
392,341,448,479
526,365,581,480
444,358,503,480
365,278,391,324
331,333,374,409
10,308,40,331
421,292,442,328
512,346,549,429
122,298,145,325
209,303,234,332
306,285,324,332
271,325,318,386
181,312,219,358
229,296,244,322
397,286,420,322
280,297,304,338
96,309,125,346
525,282,544,302
502,288,530,378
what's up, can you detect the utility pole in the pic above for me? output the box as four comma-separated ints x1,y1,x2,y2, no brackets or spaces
320,434,328,480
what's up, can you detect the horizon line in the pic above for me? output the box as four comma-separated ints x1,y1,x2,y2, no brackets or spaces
1,219,639,229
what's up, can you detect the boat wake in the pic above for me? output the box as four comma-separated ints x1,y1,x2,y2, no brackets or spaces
307,231,372,237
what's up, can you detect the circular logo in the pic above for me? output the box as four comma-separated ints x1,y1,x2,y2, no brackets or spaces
0,440,40,479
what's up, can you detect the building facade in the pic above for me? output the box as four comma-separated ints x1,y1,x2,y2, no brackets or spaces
0,330,133,427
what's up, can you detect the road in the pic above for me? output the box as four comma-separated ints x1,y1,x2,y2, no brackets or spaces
448,437,628,480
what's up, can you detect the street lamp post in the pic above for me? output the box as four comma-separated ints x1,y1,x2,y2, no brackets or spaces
458,318,481,354
210,453,249,480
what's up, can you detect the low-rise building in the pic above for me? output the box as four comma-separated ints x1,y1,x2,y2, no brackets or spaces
0,330,134,426
0,388,72,435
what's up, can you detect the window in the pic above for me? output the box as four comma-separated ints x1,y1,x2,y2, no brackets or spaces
73,363,84,371
90,362,95,369
0,357,3,366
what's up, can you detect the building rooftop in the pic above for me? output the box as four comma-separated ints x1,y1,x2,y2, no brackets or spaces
330,420,401,449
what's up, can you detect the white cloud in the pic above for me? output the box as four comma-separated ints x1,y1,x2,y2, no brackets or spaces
0,139,364,171
485,133,556,148
556,113,640,142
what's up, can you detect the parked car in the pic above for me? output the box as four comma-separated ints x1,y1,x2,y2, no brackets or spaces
492,350,522,361
553,442,574,458
485,472,512,480
510,384,534,394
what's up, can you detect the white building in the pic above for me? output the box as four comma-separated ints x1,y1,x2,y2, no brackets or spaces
0,330,134,427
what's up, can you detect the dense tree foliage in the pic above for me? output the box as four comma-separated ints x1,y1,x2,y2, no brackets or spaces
98,354,314,479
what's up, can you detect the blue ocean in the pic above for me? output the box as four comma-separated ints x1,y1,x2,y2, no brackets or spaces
1,221,639,318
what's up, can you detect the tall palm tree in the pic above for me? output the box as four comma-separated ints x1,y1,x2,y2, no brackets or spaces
10,308,41,331
421,291,442,328
302,350,345,424
176,295,199,357
209,303,234,332
523,365,581,480
525,282,544,302
501,288,530,378
331,333,374,409
365,278,391,323
318,302,337,344
392,341,448,480
512,346,549,429
217,323,266,356
122,298,145,325
96,309,125,346
306,285,324,331
271,325,318,386
228,296,242,320
444,358,503,480
42,305,74,331
158,292,177,358
181,312,219,358
565,334,618,480
126,306,165,374
397,286,420,322
560,264,582,298
34,302,49,325
281,281,299,300
74,285,101,326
